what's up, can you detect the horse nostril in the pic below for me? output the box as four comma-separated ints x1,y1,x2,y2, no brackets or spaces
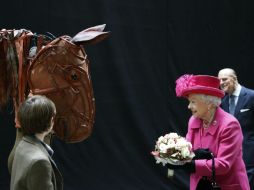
71,73,78,80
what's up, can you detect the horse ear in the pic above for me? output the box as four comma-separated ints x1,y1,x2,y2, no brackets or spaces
71,24,110,45
83,24,106,32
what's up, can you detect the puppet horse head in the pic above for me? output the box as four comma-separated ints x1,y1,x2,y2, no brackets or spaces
27,24,109,143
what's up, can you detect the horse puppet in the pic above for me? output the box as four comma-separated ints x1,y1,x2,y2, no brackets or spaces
0,24,109,172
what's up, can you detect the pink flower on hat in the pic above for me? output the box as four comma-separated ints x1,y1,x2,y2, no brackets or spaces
175,74,194,97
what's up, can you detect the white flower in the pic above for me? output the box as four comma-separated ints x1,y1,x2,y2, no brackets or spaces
166,139,176,149
159,143,168,153
181,147,191,158
166,133,179,139
175,138,190,150
158,136,164,142
152,132,194,166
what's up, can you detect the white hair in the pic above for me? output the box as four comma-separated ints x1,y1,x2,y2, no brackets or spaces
196,94,221,107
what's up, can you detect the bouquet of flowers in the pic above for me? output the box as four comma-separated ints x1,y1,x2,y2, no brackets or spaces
151,132,195,166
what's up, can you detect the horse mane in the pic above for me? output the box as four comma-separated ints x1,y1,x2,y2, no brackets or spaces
0,30,18,111
0,28,59,112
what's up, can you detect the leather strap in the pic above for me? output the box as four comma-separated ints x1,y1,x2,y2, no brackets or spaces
211,153,219,186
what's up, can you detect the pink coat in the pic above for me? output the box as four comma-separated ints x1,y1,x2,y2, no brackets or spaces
186,107,250,190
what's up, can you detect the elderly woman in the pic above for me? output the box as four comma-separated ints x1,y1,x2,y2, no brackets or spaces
171,74,249,190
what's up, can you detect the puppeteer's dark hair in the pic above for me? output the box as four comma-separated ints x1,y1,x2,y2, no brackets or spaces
18,95,56,135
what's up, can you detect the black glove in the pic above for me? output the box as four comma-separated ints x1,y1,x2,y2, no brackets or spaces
167,160,195,173
193,148,213,160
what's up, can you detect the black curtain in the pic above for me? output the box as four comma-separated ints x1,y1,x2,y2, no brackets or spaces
1,1,254,190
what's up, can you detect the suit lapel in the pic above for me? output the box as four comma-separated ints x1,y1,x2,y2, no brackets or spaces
221,95,229,113
235,87,247,117
49,156,63,190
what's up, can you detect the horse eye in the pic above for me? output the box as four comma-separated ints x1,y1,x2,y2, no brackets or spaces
71,73,78,80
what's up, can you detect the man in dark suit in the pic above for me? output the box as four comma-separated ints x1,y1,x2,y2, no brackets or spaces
218,68,254,189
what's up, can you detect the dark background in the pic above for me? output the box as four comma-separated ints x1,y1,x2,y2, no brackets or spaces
1,1,254,189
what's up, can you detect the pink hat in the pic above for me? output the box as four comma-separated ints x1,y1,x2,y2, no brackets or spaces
175,74,224,98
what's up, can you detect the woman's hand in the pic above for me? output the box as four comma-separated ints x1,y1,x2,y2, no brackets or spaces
167,161,195,173
193,148,213,160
